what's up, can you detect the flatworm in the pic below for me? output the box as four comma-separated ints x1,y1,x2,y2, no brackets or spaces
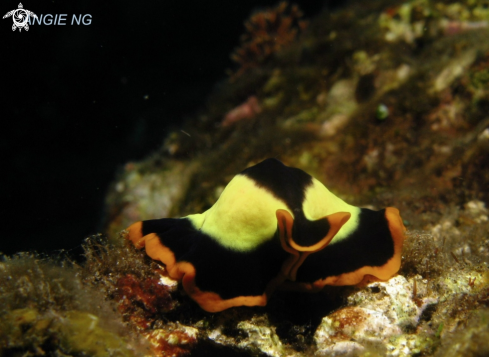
126,158,406,312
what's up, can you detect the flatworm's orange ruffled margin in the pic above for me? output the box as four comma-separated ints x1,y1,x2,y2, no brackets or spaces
126,222,275,312
281,207,406,292
276,210,351,282
126,210,352,312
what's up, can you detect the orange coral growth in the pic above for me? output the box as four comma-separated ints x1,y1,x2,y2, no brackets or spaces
230,2,308,79
115,274,175,329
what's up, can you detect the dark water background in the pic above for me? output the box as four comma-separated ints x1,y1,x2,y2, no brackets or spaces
1,0,332,257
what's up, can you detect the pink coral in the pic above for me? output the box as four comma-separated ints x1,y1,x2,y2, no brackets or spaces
442,20,488,36
222,95,262,127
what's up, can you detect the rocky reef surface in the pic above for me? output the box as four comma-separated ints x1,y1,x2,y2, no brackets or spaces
2,0,489,356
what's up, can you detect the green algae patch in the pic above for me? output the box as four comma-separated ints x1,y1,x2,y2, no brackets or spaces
60,311,134,357
0,254,146,356
1,308,135,357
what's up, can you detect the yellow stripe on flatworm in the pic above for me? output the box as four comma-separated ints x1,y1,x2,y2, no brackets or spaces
188,175,290,252
302,178,361,243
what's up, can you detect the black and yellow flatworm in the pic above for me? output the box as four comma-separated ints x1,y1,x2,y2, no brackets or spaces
126,158,406,312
